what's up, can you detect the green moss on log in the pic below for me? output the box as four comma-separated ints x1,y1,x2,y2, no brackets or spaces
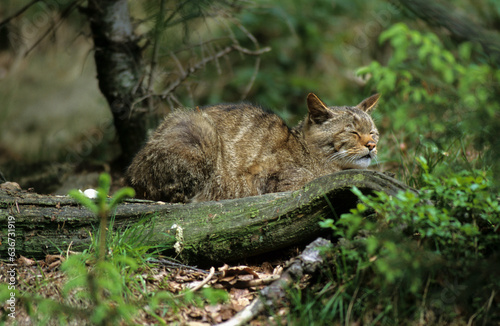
0,170,414,264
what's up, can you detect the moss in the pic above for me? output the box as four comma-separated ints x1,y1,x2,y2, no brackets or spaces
0,171,413,262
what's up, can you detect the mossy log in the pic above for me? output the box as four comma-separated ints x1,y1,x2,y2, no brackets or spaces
0,170,414,265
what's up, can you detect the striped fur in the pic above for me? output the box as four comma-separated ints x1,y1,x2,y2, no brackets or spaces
127,93,380,202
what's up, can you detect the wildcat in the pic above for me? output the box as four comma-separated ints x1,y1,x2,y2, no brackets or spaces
127,93,380,202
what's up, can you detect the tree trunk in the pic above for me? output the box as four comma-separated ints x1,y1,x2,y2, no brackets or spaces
0,170,414,265
87,0,147,166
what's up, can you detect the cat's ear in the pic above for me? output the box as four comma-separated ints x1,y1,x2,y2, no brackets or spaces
307,93,332,124
357,94,381,113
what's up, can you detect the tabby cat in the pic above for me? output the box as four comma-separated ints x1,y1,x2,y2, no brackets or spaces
127,93,380,202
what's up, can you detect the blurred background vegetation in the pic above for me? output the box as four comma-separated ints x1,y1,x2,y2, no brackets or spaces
1,0,500,192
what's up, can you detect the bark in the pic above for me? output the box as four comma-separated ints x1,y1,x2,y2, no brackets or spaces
87,0,147,166
395,0,500,65
0,170,414,265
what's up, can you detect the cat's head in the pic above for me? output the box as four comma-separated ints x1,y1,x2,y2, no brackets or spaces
302,92,380,169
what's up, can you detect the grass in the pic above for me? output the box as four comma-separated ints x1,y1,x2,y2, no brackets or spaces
0,173,233,325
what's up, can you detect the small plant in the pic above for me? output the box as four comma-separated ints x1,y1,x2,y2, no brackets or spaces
0,173,140,325
0,172,229,325
69,173,135,261
303,163,500,325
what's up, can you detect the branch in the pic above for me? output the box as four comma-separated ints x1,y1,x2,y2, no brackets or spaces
160,44,271,99
174,267,216,298
146,0,167,111
0,0,42,29
235,22,262,99
25,0,83,56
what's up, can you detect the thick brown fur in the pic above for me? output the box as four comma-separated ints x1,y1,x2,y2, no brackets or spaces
127,93,380,202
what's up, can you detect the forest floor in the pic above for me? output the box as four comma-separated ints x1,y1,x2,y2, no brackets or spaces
2,244,307,325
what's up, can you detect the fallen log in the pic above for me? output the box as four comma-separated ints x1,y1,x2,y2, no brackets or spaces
0,170,414,264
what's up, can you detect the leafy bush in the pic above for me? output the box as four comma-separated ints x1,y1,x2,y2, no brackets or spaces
358,22,500,178
291,162,500,325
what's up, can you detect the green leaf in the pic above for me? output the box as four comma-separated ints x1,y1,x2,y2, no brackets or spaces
68,189,99,215
202,287,229,305
319,219,336,230
356,66,371,77
458,42,472,61
442,68,454,84
109,187,136,209
98,173,111,194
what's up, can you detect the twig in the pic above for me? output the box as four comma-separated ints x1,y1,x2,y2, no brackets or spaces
175,267,216,298
230,17,262,99
241,56,260,100
165,37,229,57
148,257,213,274
234,275,280,288
0,0,42,29
419,276,431,325
160,44,270,99
482,289,496,326
25,0,83,57
210,42,223,75
146,0,166,112
170,51,186,77
218,299,265,326
65,241,74,258
188,267,215,293
166,93,183,110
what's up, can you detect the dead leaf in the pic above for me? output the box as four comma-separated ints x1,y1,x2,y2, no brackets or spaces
146,269,169,282
219,306,234,321
48,260,62,270
218,265,260,279
18,256,36,266
45,254,65,264
230,288,252,311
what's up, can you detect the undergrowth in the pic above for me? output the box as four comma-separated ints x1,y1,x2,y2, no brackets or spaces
281,158,500,325
0,173,227,325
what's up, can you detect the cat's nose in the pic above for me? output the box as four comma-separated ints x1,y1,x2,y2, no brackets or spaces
365,141,376,151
